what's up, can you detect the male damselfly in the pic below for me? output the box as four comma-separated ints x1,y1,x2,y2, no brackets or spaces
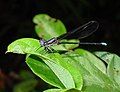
39,21,107,51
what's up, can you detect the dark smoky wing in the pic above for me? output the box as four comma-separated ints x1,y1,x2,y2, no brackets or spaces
57,21,99,40
77,21,99,39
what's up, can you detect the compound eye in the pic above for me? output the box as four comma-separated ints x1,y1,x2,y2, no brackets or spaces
40,39,45,46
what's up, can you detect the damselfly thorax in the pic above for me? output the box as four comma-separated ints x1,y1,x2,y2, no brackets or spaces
40,37,59,47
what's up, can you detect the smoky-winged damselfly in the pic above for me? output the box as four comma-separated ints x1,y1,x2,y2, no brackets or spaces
39,21,107,51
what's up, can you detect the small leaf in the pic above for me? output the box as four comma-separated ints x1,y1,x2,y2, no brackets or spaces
6,38,41,54
33,14,66,40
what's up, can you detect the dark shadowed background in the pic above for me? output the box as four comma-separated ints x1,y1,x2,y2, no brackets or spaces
0,0,120,91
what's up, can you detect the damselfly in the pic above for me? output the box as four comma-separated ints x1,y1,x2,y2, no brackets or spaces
39,21,107,51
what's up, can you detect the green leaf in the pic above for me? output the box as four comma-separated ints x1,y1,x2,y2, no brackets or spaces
13,79,37,92
6,38,81,89
83,84,118,92
33,14,66,40
94,51,120,88
45,53,83,90
75,49,106,73
33,14,79,51
66,49,115,89
44,58,75,89
107,53,120,86
65,89,81,92
26,50,83,89
26,54,65,88
26,53,77,89
51,39,79,51
43,89,65,92
44,88,81,92
61,39,79,50
6,38,42,54
94,51,114,64
62,52,97,86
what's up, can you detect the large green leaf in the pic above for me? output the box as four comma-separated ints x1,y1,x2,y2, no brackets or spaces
64,49,115,90
45,53,83,90
44,59,75,89
26,54,65,88
33,14,79,51
62,52,100,87
94,51,120,88
26,51,83,89
26,52,83,89
33,14,66,40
